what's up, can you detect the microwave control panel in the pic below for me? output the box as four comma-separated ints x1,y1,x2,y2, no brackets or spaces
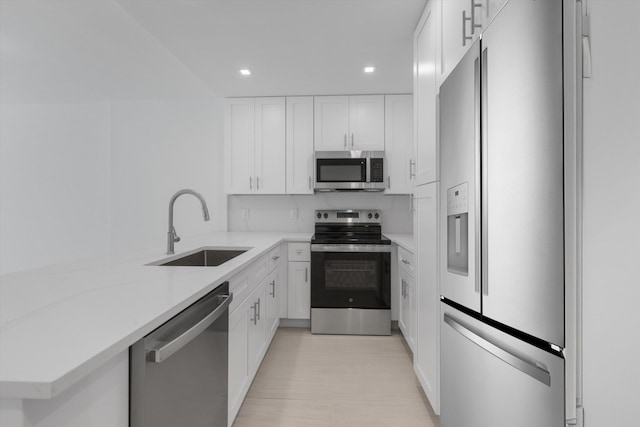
370,158,384,182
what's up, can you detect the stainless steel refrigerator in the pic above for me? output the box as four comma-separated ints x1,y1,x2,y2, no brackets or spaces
439,1,565,425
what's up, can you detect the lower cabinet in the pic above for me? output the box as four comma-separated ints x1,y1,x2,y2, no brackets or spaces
228,249,282,426
398,246,416,353
413,182,440,414
287,243,311,319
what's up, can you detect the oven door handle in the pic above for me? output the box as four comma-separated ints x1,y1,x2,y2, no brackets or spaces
311,244,392,253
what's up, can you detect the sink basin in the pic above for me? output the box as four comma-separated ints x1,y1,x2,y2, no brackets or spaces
150,247,250,267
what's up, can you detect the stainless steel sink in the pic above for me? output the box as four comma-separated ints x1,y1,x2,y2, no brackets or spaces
149,247,251,267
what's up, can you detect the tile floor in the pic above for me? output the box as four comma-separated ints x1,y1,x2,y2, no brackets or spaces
232,327,440,427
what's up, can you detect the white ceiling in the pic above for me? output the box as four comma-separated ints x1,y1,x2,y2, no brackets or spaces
0,0,427,103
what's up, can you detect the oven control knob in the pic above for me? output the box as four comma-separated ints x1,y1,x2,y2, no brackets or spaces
374,213,379,219
367,213,373,219
323,213,328,219
349,298,354,303
317,212,322,219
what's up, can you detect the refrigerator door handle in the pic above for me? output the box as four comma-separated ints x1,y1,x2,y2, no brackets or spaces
474,54,481,294
444,313,552,386
481,46,489,296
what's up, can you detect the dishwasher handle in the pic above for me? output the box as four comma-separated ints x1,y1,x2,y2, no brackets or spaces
147,293,233,363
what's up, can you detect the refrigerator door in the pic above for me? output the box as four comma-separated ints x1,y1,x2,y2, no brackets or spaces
441,304,565,427
481,0,564,346
439,40,481,313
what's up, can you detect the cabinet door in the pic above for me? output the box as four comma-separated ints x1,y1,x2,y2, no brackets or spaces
414,182,440,414
247,283,267,376
349,95,385,151
440,0,482,85
254,97,286,194
224,98,254,194
414,0,438,186
314,96,349,151
385,94,414,194
398,269,411,347
287,261,310,319
286,96,314,194
265,270,280,339
228,301,249,423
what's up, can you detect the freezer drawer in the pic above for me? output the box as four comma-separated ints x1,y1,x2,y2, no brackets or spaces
441,304,564,427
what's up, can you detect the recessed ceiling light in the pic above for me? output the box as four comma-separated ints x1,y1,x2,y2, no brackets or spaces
364,66,375,73
239,69,251,76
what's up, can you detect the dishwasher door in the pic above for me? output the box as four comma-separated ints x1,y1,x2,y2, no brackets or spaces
130,282,232,427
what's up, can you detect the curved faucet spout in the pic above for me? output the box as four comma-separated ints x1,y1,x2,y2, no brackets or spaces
167,189,210,255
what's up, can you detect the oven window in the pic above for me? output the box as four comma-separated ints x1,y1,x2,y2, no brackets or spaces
317,159,366,182
324,260,378,290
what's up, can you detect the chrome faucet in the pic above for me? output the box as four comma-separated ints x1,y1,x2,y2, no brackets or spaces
167,189,210,255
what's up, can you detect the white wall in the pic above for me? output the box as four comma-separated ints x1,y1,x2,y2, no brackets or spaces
582,1,640,425
228,193,412,234
0,104,111,274
109,98,227,253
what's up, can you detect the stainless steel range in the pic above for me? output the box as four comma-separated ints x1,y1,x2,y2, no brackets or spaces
310,210,391,335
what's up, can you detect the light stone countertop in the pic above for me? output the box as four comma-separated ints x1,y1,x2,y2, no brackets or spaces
0,231,310,399
385,233,414,253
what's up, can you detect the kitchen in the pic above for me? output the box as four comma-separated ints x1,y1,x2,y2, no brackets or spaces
0,0,638,426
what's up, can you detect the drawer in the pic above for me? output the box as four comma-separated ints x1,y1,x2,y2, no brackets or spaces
398,246,415,276
288,243,310,262
228,271,249,313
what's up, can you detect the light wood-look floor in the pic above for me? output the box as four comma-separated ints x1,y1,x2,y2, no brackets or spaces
233,327,440,427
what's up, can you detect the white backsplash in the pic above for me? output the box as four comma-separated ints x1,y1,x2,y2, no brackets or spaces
228,193,413,234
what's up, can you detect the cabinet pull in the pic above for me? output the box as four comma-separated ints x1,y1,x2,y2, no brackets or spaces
256,298,261,321
344,134,347,149
251,303,257,325
388,175,391,189
249,176,253,190
271,255,280,261
351,133,354,149
305,267,308,282
462,10,473,46
409,159,416,179
270,280,276,297
470,0,482,34
308,176,312,189
256,176,260,190
402,279,406,298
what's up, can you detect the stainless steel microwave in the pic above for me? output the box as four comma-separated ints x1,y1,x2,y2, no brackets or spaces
314,151,385,191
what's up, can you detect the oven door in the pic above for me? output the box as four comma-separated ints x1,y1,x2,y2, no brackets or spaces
310,245,391,309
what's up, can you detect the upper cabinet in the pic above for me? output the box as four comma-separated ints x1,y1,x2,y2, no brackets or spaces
413,0,439,186
314,95,385,151
286,97,314,194
384,94,414,194
225,97,286,194
439,0,509,85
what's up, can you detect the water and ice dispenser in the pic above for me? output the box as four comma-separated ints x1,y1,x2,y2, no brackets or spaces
447,183,469,276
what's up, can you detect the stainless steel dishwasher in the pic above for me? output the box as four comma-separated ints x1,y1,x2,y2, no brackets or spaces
130,282,232,427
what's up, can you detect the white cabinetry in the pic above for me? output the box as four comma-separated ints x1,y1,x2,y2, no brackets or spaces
384,95,414,194
413,0,439,186
287,243,311,319
228,247,283,426
398,246,416,353
413,182,440,414
314,95,384,151
286,97,314,194
225,97,286,194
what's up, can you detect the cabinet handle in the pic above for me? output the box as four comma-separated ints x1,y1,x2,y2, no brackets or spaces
249,176,253,190
270,280,276,297
256,176,260,190
271,255,280,261
256,298,261,321
470,0,482,35
308,176,312,189
388,175,391,189
305,267,308,282
401,279,406,298
462,10,473,46
251,303,257,325
344,134,347,149
409,159,416,179
351,133,354,149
